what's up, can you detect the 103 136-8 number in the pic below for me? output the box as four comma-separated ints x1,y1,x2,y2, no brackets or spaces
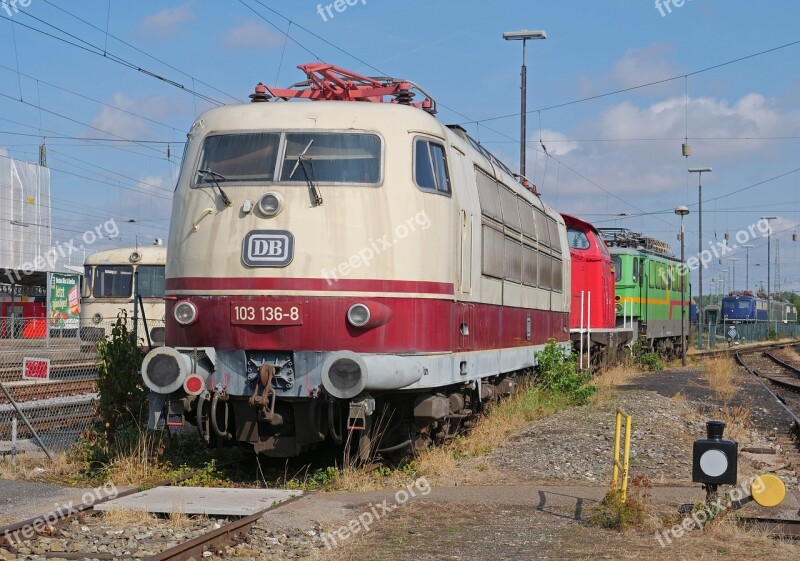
230,302,303,325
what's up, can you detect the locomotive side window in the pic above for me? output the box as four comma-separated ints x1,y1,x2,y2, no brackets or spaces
481,225,504,279
568,228,591,250
93,266,133,298
534,209,550,248
611,256,622,282
498,187,521,232
282,133,381,184
504,238,523,282
414,139,451,194
197,132,281,183
82,266,93,298
137,265,166,298
594,233,610,256
522,246,538,286
475,168,501,219
547,218,562,254
520,202,537,241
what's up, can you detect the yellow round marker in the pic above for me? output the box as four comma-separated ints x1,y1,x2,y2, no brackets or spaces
751,474,786,508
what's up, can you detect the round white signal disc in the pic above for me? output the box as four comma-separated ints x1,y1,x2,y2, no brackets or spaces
699,449,728,477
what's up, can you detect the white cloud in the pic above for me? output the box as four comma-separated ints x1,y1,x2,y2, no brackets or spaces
139,4,195,38
610,43,682,91
223,18,283,50
537,91,800,203
87,92,187,141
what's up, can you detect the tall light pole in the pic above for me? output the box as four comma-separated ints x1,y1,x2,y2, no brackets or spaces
728,257,740,293
675,205,690,366
761,216,778,323
689,167,712,344
719,269,729,297
503,29,547,177
742,244,754,291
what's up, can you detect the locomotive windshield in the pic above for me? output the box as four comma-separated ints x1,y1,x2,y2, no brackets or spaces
195,132,381,185
137,265,166,298
280,133,381,184
92,266,133,298
198,132,281,183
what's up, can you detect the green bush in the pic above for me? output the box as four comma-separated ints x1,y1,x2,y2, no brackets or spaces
631,344,664,371
534,341,597,405
95,311,147,436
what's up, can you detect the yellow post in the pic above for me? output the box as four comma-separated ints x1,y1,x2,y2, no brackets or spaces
611,411,622,489
621,414,632,502
610,409,632,502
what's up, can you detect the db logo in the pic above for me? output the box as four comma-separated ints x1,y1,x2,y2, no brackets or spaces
242,230,294,267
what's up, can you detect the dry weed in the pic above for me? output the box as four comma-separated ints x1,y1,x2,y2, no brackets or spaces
101,507,154,526
701,357,738,404
0,452,84,482
595,363,643,389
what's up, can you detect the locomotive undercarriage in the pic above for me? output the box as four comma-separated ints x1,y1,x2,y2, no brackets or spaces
168,372,521,460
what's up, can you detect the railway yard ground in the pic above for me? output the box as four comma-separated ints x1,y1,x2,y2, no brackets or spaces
2,347,800,560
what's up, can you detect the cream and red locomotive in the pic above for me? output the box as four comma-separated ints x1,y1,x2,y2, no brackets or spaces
141,64,570,458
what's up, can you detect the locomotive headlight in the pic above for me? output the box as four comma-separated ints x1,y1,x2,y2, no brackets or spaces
92,313,102,325
347,303,371,327
615,304,623,314
174,301,198,326
258,192,283,217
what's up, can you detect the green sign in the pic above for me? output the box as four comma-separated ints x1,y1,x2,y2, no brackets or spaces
48,273,80,330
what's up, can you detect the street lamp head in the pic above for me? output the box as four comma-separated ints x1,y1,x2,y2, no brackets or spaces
689,167,712,173
675,205,690,216
503,30,547,41
742,244,755,249
760,216,778,220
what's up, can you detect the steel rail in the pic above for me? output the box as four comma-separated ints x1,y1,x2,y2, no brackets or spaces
734,352,800,426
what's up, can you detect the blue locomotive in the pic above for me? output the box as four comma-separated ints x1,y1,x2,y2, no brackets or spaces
722,292,797,323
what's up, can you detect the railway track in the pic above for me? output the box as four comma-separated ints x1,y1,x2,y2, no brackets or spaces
0,468,303,560
0,378,97,404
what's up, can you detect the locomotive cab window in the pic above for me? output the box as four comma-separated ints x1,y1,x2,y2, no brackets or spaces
197,132,281,184
568,228,591,250
137,265,166,298
93,266,133,298
414,138,451,195
280,132,381,184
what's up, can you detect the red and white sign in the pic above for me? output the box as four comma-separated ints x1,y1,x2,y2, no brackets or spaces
23,358,50,380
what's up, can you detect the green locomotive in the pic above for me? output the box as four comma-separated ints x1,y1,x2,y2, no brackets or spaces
598,229,690,355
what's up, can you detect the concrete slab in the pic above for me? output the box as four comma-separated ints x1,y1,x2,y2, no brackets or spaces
94,486,302,516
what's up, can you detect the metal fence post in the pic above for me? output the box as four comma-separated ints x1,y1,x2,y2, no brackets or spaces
0,380,53,461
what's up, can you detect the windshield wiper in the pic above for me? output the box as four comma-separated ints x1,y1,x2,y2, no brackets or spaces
289,140,323,207
197,169,233,207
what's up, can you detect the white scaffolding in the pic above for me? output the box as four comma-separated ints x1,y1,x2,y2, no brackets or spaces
0,154,52,274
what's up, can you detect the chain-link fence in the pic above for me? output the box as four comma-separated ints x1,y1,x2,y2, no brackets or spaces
0,317,164,459
695,321,800,349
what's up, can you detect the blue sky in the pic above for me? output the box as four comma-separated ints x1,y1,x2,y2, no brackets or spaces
1,0,799,294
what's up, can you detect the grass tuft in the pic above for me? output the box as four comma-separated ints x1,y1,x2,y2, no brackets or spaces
701,357,738,405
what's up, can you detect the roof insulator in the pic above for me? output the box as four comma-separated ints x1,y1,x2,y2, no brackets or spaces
250,82,272,103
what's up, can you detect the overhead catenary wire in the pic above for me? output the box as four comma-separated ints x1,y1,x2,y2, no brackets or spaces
1,10,227,107
466,37,800,125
